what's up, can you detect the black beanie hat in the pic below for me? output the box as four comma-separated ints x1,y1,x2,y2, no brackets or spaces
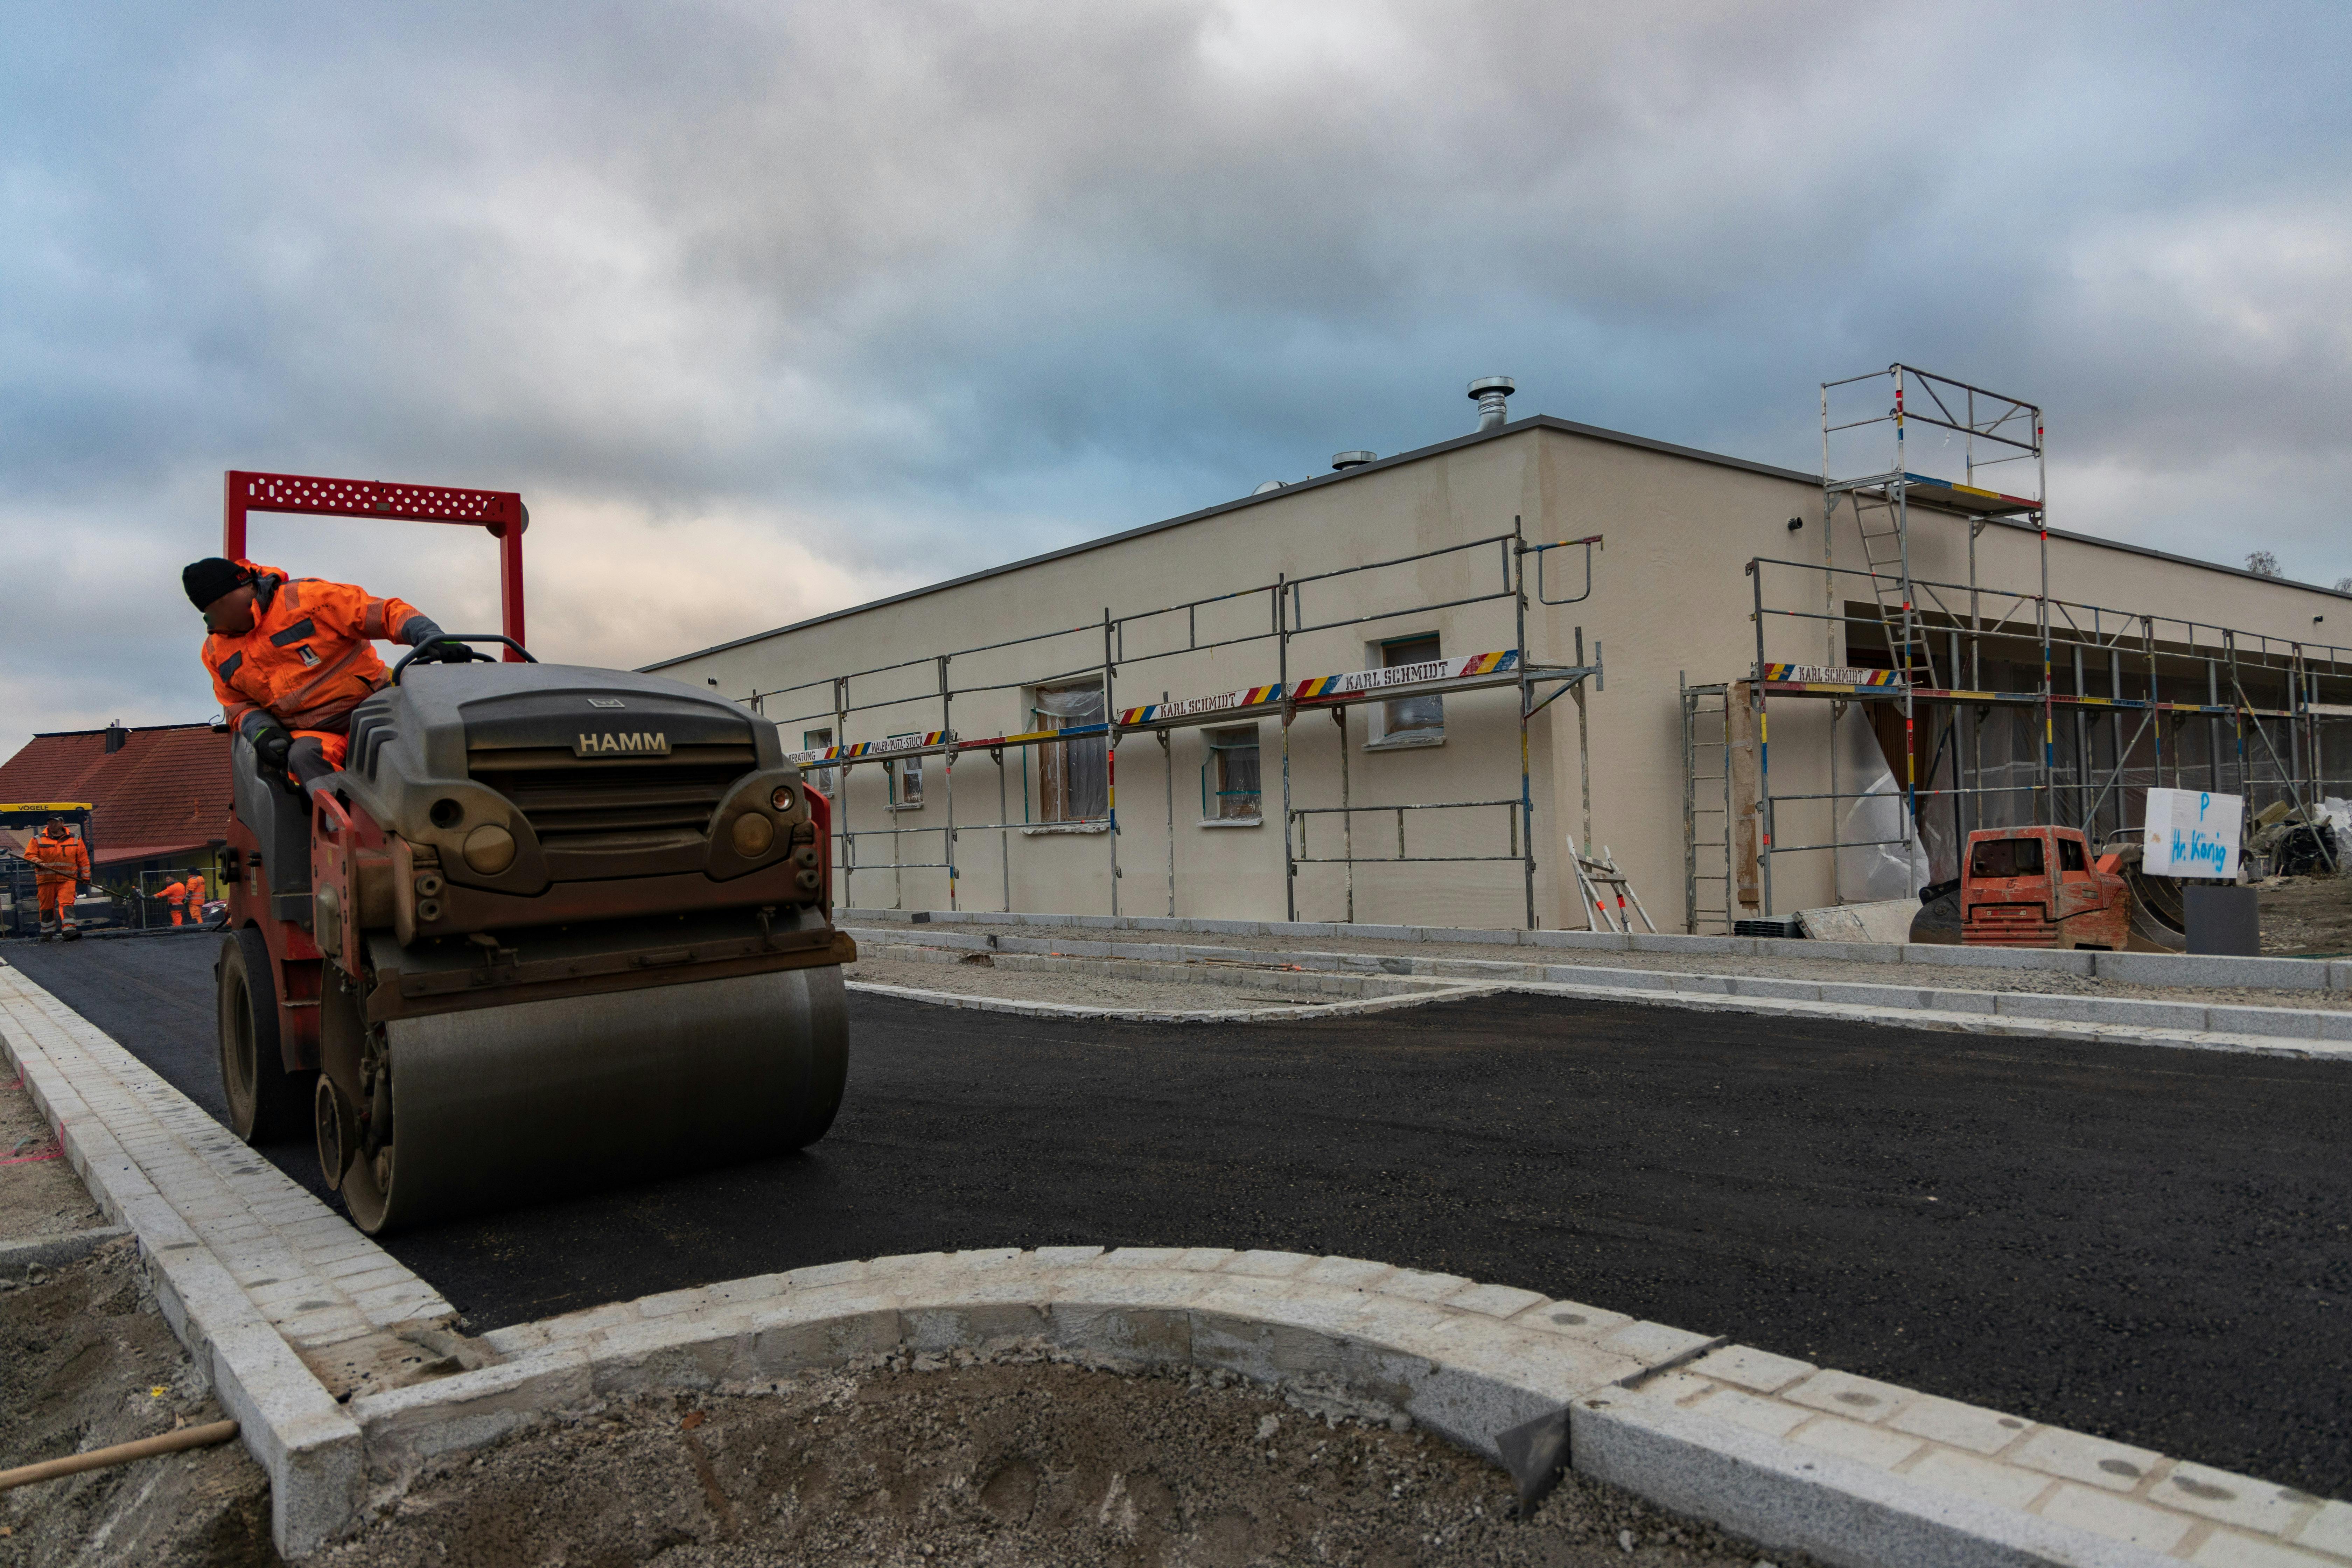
183,558,250,610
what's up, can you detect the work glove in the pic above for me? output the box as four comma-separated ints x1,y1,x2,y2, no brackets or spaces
250,724,293,772
401,617,485,663
397,615,447,649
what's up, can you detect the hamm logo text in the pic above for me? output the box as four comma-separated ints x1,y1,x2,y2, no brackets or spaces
574,732,671,757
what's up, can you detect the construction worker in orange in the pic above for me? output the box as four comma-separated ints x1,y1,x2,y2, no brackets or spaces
185,869,208,917
182,558,458,789
25,814,92,941
160,877,189,927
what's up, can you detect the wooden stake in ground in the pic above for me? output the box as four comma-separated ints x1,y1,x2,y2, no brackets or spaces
0,1421,239,1491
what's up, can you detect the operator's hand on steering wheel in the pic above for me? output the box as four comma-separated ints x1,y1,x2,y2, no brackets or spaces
413,638,489,665
252,724,293,772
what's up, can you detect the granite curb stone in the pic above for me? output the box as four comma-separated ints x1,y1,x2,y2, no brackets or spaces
335,1243,2351,1568
840,908,2347,992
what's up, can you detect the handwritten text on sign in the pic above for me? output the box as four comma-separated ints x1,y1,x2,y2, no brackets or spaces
2142,787,2241,881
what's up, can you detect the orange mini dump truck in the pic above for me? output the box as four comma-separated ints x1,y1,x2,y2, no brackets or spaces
1960,826,2132,950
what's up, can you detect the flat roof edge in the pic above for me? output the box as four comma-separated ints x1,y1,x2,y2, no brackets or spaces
644,416,2351,670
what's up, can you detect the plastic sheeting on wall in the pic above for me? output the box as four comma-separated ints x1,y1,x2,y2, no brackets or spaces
1834,704,1930,903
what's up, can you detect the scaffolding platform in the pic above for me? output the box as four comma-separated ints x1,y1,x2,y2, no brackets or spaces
1827,472,2042,517
754,525,1612,928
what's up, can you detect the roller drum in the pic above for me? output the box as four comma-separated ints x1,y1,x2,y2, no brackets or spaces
341,964,847,1233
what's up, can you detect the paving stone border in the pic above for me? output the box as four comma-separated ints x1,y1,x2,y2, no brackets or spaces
0,961,457,1556
370,1247,2351,1568
842,927,2352,1059
8,956,2351,1565
842,908,2352,993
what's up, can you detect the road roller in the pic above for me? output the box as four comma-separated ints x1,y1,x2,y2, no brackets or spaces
215,635,853,1234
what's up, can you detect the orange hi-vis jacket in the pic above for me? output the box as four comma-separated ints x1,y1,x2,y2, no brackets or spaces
24,827,90,887
204,561,426,734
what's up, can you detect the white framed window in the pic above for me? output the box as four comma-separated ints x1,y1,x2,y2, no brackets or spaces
802,727,834,794
886,735,923,810
1200,726,1262,823
1031,681,1107,822
1367,632,1445,748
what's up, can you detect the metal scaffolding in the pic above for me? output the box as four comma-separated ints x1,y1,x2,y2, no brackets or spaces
1712,555,2352,921
737,522,1610,930
1663,363,2351,927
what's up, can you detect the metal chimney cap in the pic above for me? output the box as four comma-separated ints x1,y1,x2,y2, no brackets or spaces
1466,376,1516,399
1331,451,1376,470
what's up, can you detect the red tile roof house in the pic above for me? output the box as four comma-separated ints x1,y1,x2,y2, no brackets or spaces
0,722,234,927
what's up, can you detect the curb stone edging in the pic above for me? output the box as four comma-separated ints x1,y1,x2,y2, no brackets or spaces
844,976,1505,1024
353,1247,2351,1568
0,963,449,1558
846,925,2352,1032
843,944,2352,1059
840,908,2352,994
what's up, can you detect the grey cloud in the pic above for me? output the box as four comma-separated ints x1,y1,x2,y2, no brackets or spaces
4,0,2350,748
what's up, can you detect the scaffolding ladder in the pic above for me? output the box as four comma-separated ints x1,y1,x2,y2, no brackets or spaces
1679,677,1734,934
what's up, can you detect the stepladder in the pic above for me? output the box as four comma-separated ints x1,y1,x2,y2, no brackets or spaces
1567,835,1656,934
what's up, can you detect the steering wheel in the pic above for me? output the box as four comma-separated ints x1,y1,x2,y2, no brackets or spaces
391,634,538,683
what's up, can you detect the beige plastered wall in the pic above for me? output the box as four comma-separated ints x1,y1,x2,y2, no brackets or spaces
656,421,2349,930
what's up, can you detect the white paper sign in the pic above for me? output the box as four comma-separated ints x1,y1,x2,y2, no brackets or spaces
2141,787,2241,881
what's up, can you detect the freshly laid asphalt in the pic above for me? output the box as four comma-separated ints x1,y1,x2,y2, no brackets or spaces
4,932,2348,1499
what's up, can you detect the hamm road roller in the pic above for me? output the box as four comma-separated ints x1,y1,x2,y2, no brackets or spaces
213,471,851,1233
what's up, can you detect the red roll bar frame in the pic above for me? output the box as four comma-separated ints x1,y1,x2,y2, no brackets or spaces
221,470,528,660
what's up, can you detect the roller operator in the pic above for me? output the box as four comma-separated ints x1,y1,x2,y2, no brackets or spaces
182,556,465,790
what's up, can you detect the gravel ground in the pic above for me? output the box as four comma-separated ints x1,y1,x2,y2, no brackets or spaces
896,916,2352,1012
2260,875,2352,956
325,1345,1810,1568
0,1240,278,1568
1,1068,105,1240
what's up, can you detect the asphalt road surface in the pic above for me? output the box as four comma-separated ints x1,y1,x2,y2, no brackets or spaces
5,932,2348,1498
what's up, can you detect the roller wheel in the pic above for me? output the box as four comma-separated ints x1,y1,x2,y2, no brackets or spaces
217,929,314,1143
788,963,850,1148
336,1104,396,1236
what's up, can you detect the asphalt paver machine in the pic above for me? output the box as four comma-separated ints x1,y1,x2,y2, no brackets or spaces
214,471,852,1233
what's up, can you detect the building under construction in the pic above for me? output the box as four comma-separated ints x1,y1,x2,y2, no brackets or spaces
650,370,2352,933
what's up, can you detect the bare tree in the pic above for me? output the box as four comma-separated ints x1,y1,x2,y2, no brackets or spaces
2246,551,2282,578
2336,576,2352,594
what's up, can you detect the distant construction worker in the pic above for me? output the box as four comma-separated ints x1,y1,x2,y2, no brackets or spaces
182,558,461,790
185,869,209,920
24,815,92,942
159,877,189,927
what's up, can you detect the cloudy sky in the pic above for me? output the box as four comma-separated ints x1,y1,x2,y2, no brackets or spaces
6,0,2348,748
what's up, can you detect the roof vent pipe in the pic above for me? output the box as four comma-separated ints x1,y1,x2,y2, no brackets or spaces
1331,451,1376,471
103,721,128,754
1469,376,1515,432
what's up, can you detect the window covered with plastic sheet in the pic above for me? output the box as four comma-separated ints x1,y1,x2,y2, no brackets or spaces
1033,682,1107,822
1201,726,1261,821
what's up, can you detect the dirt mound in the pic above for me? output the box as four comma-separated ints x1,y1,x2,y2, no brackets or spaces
0,1238,278,1568
332,1350,1806,1567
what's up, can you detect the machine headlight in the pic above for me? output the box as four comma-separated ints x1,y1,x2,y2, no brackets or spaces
770,785,797,813
462,824,517,875
731,811,775,856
